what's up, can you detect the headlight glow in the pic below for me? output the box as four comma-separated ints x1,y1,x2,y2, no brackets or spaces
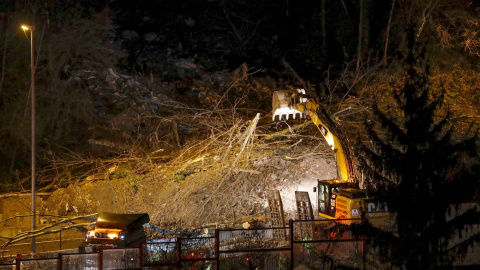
108,232,119,239
87,229,122,239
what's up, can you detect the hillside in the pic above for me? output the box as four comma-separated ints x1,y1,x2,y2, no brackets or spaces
27,64,343,230
4,58,480,231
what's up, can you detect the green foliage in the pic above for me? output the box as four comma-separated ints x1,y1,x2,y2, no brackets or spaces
127,174,144,192
172,171,187,182
114,167,130,179
357,29,480,269
113,165,145,191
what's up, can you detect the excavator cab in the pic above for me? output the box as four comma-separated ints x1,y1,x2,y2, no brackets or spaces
318,180,358,219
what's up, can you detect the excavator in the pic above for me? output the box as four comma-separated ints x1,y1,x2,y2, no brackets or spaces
272,89,387,220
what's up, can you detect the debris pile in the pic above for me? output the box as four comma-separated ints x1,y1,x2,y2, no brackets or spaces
39,65,339,229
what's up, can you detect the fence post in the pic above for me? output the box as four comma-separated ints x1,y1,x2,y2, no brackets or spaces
215,228,220,270
57,253,62,270
361,211,366,270
15,257,21,270
99,248,103,270
289,219,294,270
177,237,182,269
139,244,143,268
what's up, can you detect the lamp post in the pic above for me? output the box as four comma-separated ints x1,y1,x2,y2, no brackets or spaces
21,24,36,253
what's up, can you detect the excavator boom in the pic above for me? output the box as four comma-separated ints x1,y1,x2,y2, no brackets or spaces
272,89,358,184
272,89,364,219
271,90,390,220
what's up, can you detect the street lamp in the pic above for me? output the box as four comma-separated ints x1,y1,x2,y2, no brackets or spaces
21,24,36,253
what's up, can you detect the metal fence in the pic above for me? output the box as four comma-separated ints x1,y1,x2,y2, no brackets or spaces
0,229,85,257
2,213,477,270
0,258,58,270
217,227,291,270
291,219,365,269
60,253,98,269
0,219,367,270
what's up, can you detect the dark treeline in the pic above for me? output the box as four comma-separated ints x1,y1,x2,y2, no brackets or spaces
3,0,480,79
1,0,480,191
109,0,394,77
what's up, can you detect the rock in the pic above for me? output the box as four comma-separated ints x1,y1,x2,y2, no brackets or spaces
109,112,137,132
144,32,158,42
122,30,139,41
175,58,196,69
184,17,196,27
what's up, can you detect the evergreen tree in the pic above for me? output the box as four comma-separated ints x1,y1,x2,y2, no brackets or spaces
356,29,480,269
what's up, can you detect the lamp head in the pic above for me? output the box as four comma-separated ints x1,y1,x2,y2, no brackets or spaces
21,25,35,31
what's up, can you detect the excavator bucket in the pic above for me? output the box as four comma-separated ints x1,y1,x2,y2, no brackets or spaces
272,89,308,121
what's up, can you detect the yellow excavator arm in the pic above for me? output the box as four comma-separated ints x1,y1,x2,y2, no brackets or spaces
272,89,358,184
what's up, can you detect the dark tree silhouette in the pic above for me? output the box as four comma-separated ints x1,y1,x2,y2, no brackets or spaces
356,28,480,269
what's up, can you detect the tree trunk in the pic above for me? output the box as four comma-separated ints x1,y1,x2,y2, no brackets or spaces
286,0,289,17
173,120,181,148
0,15,8,97
356,0,369,70
321,0,326,56
383,0,396,65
